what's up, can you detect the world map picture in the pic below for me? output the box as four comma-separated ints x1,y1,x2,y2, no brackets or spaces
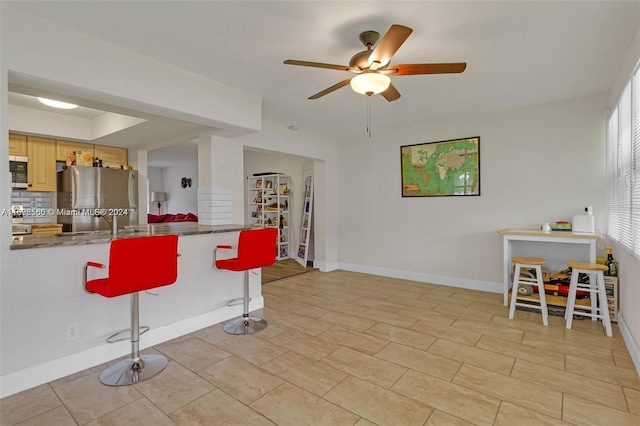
401,136,480,197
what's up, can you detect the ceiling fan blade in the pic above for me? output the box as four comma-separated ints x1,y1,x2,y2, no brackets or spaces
284,60,354,72
384,63,467,75
308,79,351,99
368,24,413,70
380,83,401,102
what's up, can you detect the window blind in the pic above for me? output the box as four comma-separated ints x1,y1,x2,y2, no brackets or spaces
607,62,640,259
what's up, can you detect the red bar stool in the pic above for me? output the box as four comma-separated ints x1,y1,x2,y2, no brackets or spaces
214,228,277,335
84,235,179,386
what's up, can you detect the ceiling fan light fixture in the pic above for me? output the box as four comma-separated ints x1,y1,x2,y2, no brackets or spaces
37,97,78,109
350,73,391,96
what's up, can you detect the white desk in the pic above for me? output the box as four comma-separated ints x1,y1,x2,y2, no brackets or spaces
498,229,602,306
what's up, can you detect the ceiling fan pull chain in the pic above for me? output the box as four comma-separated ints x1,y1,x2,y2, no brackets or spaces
367,95,372,138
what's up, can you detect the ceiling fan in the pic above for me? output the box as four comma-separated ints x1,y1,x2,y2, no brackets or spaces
284,24,466,102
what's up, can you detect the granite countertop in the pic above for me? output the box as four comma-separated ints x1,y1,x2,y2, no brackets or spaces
10,223,252,250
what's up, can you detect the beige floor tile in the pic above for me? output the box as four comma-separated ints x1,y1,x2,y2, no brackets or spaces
53,372,143,424
452,364,562,419
375,342,462,381
268,328,340,360
510,359,628,411
318,326,387,355
277,313,334,336
522,331,615,365
321,346,407,389
261,351,347,396
565,354,640,390
427,338,515,375
410,319,483,346
198,356,283,405
319,311,377,332
0,384,62,426
355,308,418,328
169,389,274,425
396,306,458,326
133,361,214,413
157,337,231,371
214,334,287,366
191,323,230,345
563,326,627,351
48,364,109,388
424,410,474,426
354,418,377,426
476,335,566,371
85,397,175,426
365,322,437,351
386,295,443,311
392,369,500,425
494,401,571,426
613,349,637,369
563,393,640,426
324,376,433,425
13,405,76,426
251,382,359,425
262,292,289,307
490,315,565,337
272,301,330,318
450,318,524,343
433,304,495,322
416,293,472,307
625,387,640,415
463,301,510,316
352,297,405,313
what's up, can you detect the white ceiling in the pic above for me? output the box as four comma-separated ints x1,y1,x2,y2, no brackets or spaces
6,1,639,149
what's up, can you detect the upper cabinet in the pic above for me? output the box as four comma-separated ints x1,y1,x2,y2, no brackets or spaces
9,133,27,156
55,139,95,162
26,136,56,192
94,144,127,168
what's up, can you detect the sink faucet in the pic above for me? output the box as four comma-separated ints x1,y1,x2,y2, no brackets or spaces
98,214,119,235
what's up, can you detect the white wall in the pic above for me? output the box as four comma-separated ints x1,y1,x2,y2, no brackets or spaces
338,93,607,290
161,162,198,214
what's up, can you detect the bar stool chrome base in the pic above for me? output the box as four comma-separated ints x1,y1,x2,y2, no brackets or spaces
224,316,268,335
99,354,168,386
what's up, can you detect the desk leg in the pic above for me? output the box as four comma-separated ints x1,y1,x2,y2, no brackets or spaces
503,235,511,306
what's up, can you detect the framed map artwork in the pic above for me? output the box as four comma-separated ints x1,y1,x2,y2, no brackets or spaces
401,136,480,197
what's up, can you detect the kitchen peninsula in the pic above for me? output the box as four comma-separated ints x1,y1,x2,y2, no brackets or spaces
3,223,263,397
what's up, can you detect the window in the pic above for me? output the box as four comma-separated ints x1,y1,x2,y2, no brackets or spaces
607,63,640,259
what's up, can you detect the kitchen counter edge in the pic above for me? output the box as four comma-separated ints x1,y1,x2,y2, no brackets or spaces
10,223,252,250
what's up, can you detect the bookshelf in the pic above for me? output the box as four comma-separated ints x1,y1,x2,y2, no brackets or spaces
296,176,313,267
248,173,291,260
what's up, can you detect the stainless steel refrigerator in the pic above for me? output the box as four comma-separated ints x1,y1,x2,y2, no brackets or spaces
57,166,139,232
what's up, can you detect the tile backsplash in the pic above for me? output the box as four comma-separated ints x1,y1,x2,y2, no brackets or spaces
11,190,53,223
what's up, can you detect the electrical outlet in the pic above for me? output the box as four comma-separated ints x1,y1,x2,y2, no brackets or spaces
66,323,79,341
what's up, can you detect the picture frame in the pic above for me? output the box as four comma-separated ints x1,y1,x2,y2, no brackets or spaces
400,136,480,197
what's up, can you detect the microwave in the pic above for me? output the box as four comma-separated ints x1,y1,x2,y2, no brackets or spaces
9,156,28,189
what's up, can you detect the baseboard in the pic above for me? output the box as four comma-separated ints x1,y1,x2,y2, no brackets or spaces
313,260,339,272
617,312,640,377
0,297,263,398
338,262,502,293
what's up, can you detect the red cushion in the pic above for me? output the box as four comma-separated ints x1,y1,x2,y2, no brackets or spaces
215,228,277,271
86,235,179,298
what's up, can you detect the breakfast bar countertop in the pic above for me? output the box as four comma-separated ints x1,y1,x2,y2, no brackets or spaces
10,223,252,250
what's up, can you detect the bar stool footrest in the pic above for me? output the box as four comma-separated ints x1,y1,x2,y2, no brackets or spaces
99,354,168,386
223,316,267,335
105,326,150,344
226,297,251,307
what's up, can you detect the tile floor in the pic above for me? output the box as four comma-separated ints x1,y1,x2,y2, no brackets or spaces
2,270,639,425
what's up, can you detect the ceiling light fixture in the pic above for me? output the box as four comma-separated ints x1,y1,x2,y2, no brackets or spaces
37,97,78,109
349,72,391,96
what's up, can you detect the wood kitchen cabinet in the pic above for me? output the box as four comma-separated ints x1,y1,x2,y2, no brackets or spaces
26,136,56,192
9,133,27,156
94,144,127,168
55,139,94,162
